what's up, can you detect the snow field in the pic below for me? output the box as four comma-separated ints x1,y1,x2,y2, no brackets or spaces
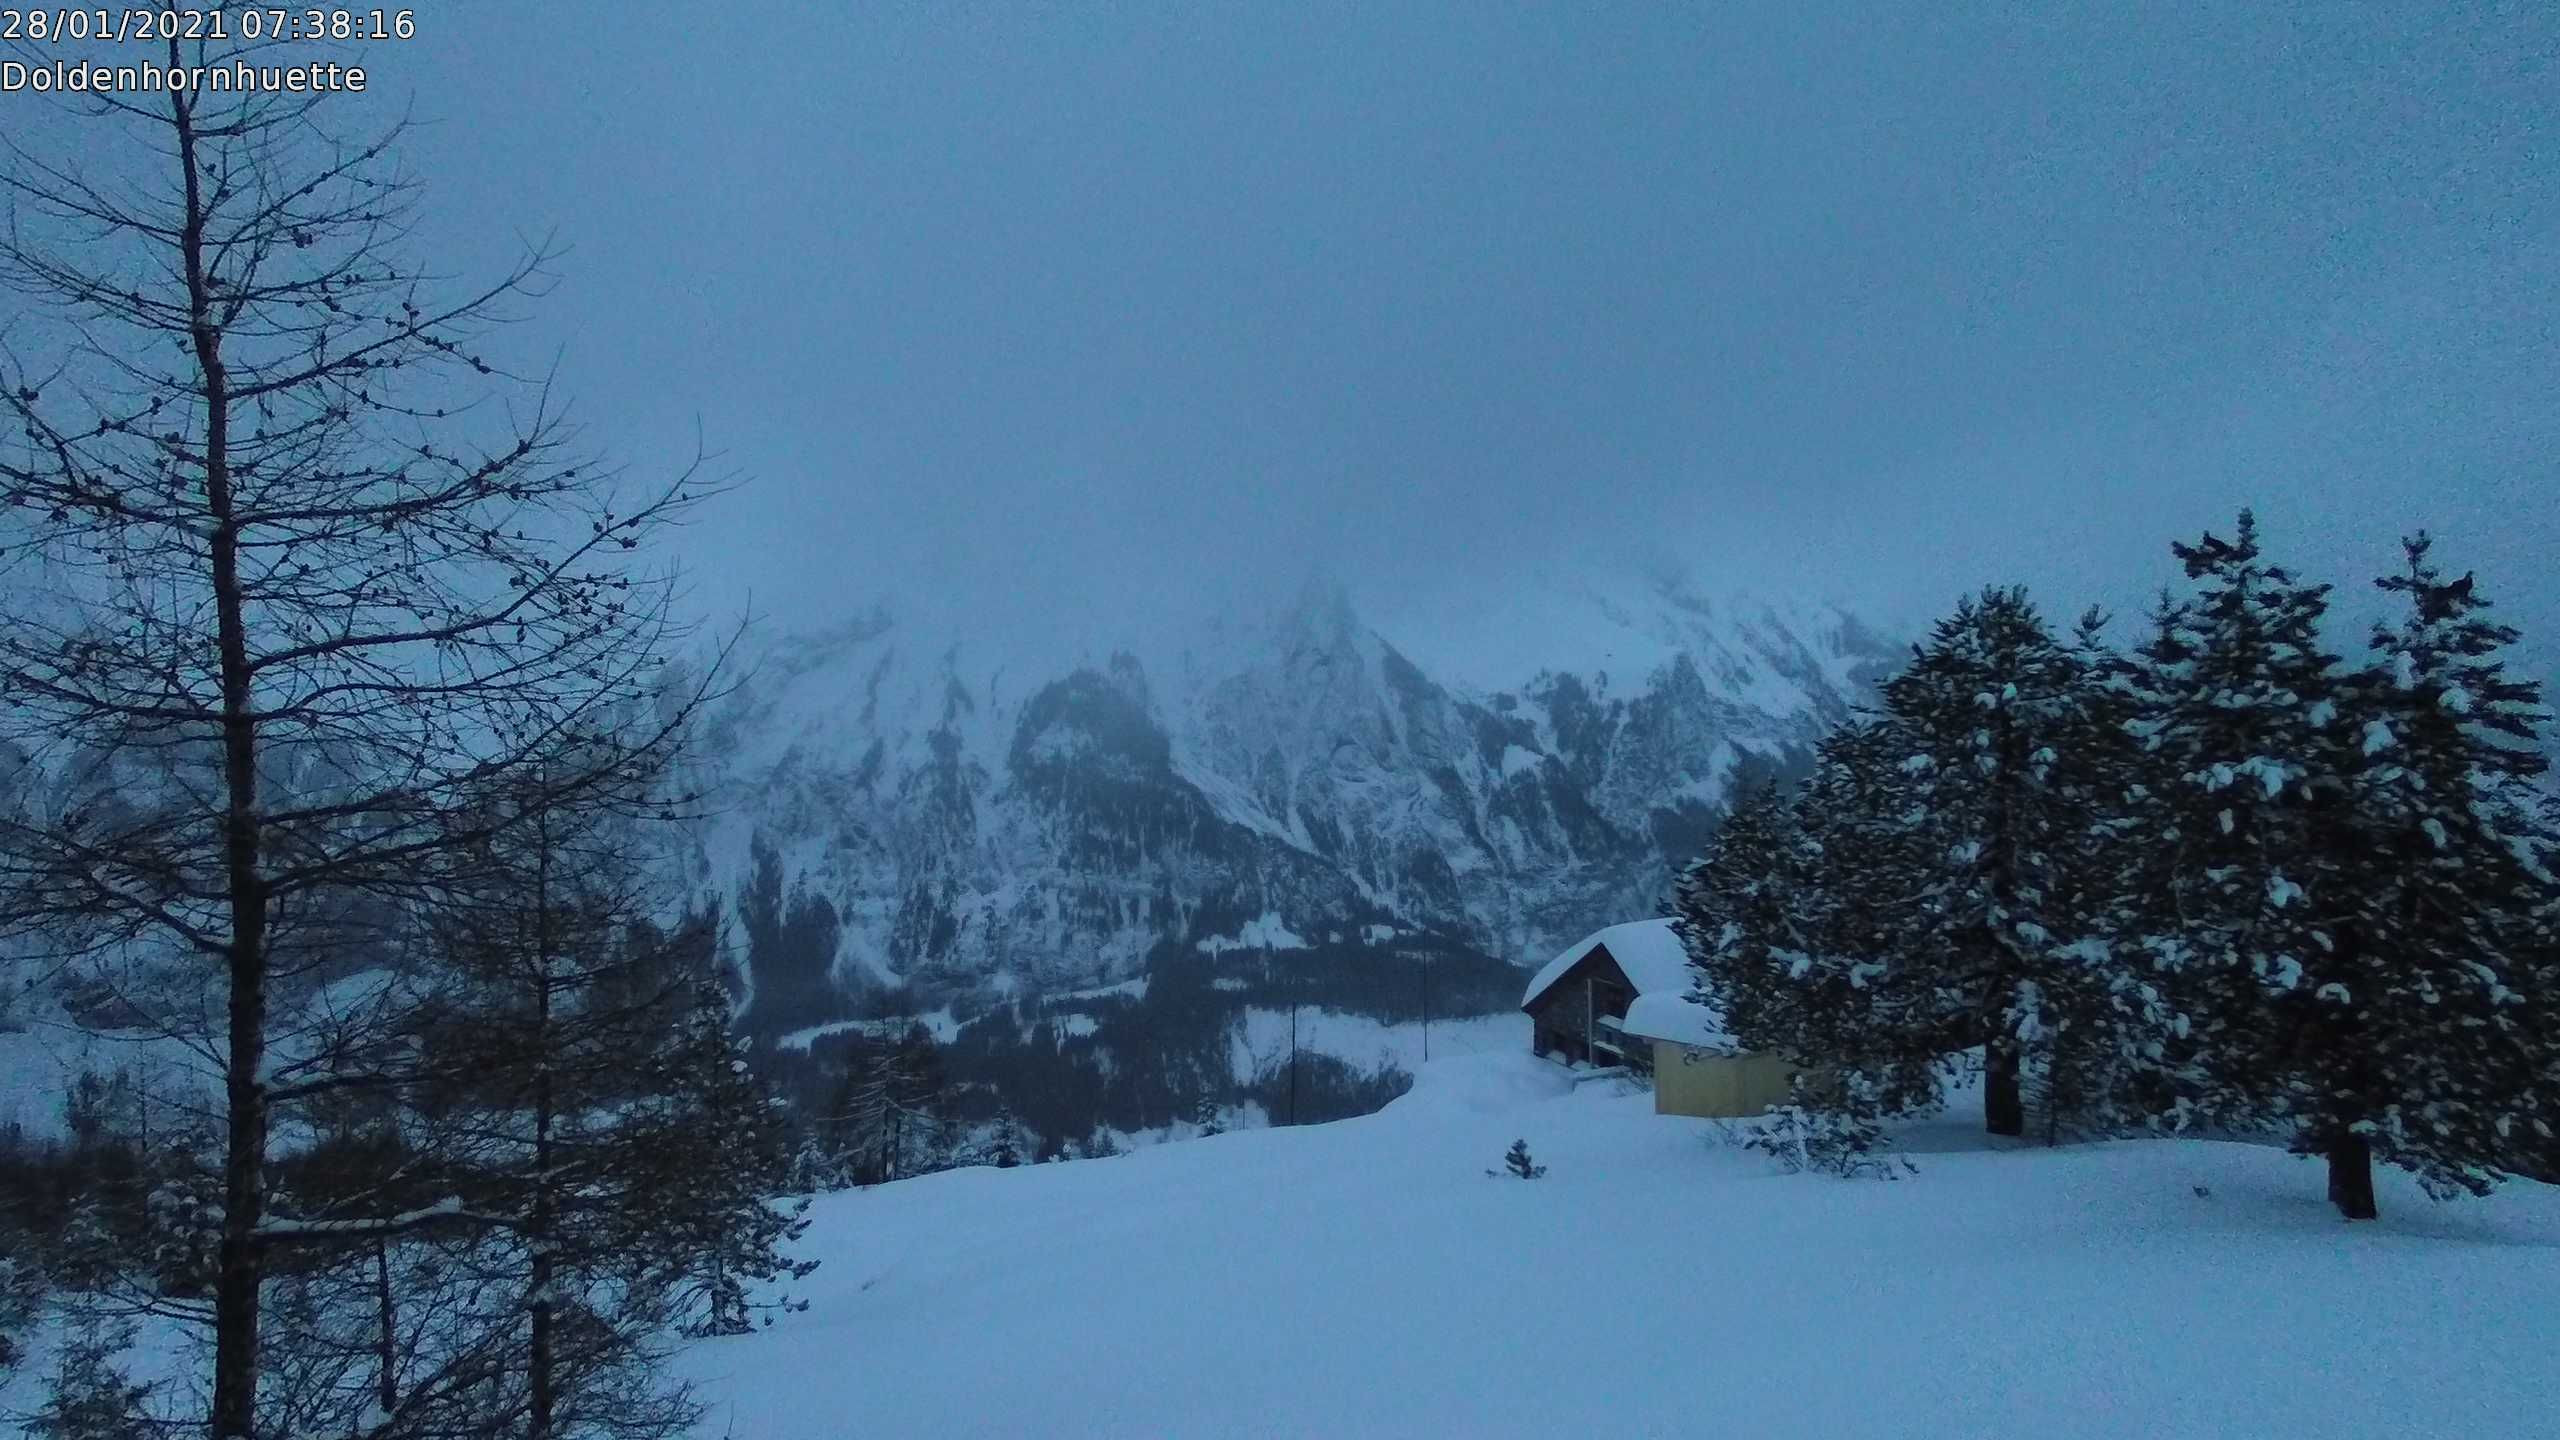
684,1017,2560,1438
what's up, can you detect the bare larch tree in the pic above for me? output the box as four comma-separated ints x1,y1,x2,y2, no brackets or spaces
0,26,730,1437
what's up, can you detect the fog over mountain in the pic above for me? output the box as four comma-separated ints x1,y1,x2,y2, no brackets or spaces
307,3,2558,695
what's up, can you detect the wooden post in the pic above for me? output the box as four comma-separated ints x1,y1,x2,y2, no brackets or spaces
1288,995,1299,1126
1421,957,1431,1064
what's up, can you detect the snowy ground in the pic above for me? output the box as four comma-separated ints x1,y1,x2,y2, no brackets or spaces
686,1017,2560,1439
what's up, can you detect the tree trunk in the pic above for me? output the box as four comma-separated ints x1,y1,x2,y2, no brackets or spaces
2329,1132,2378,1221
212,938,267,1440
174,60,269,1440
374,1240,399,1419
1984,1040,2024,1137
529,1246,554,1439
528,805,557,1440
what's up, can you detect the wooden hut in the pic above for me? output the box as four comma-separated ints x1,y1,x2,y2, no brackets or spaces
1519,918,1804,1119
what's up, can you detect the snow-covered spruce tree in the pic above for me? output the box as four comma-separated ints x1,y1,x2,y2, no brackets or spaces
987,1108,1027,1169
2075,588,2243,1135
1678,728,1950,1171
1872,587,2097,1136
0,42,728,1437
1670,781,1803,1060
1781,718,1966,1102
1676,592,2201,1167
1674,776,1860,1091
2121,513,2372,1211
2030,607,2188,1142
2318,535,2560,1208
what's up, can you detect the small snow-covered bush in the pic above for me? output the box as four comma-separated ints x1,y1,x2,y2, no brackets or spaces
1748,1101,1915,1180
1488,1139,1546,1180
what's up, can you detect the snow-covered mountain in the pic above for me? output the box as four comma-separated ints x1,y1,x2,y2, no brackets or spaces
688,574,1898,1035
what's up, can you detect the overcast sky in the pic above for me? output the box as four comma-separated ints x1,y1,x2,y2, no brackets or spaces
111,5,2560,672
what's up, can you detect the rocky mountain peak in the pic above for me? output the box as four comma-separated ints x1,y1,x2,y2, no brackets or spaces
695,578,1896,1036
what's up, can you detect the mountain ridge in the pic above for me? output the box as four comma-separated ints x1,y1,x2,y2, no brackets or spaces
689,573,1900,1035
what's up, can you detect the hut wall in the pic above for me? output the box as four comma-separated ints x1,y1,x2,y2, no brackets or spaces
1651,1044,1803,1118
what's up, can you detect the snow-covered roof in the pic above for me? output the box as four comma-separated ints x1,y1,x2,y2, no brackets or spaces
1522,918,1693,1007
1521,918,1737,1052
1620,993,1735,1051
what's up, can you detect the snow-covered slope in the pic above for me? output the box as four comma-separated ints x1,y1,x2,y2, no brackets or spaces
689,574,1896,1032
687,1030,2560,1438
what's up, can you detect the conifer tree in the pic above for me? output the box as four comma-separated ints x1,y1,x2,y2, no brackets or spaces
1873,587,2091,1135
1671,781,1802,1055
386,765,809,1432
987,1108,1026,1169
2119,509,2416,1204
1682,596,2196,1164
827,1024,950,1184
1494,1140,1545,1179
2032,607,2184,1140
1677,780,1853,1092
828,1050,895,1185
2317,535,2560,1208
1688,826,1927,1175
1683,728,1949,1155
643,976,818,1339
2120,513,2361,1160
